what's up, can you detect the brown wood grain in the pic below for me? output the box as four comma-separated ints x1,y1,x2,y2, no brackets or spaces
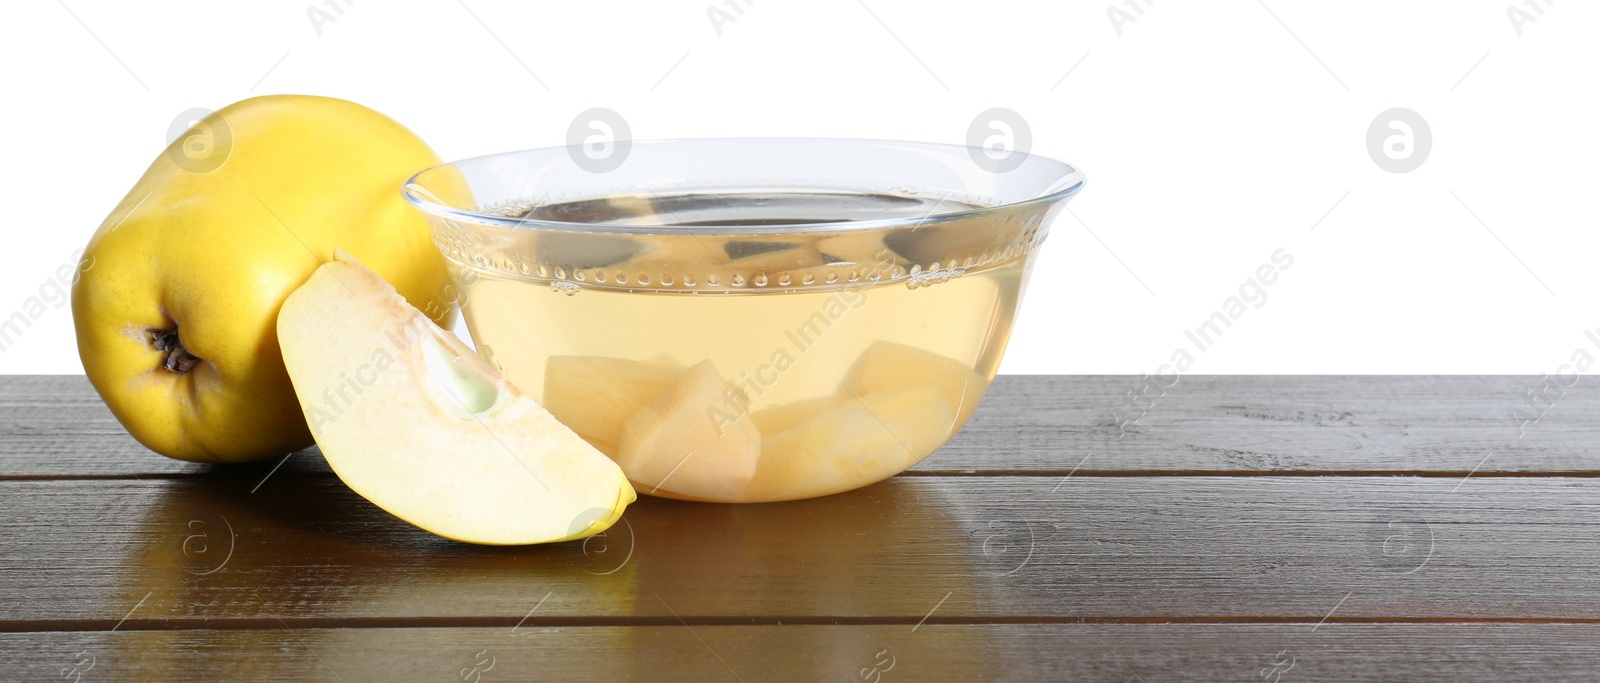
5,375,1596,681
2,375,1593,477
929,374,1598,474
3,624,1593,682
2,475,1596,626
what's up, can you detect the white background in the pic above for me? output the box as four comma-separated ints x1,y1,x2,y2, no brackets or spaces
2,0,1594,375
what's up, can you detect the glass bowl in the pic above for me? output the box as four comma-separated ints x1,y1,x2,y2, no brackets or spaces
402,138,1084,503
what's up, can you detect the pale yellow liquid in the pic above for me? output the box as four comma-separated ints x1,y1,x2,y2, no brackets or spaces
450,190,1042,502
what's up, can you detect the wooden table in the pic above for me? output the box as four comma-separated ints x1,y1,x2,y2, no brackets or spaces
3,375,1595,681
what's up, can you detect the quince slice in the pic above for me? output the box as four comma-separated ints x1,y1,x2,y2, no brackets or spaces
842,341,986,434
748,384,953,501
278,251,634,545
617,360,762,500
543,356,688,456
750,393,847,436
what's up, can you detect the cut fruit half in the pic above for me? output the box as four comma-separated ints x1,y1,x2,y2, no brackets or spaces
278,250,634,545
617,360,761,500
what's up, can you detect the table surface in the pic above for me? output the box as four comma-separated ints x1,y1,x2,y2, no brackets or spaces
2,375,1596,681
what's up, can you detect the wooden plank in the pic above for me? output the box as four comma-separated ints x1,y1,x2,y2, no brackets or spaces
3,475,1598,625
3,624,1593,682
0,375,214,477
3,375,1595,477
924,374,1600,474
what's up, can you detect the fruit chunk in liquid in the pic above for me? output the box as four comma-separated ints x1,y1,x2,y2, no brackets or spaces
537,339,988,502
746,383,955,501
543,355,687,456
463,190,1029,501
617,360,762,501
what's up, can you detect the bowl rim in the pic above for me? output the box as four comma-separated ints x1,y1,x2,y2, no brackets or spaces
401,137,1086,235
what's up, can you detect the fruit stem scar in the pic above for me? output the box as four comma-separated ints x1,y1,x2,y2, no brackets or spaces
149,328,201,374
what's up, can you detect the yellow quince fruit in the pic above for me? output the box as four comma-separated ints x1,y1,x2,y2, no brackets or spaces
72,95,454,462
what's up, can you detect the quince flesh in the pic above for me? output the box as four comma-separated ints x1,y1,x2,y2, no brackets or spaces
278,251,633,545
842,341,987,435
617,360,761,500
543,355,687,456
748,384,954,501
